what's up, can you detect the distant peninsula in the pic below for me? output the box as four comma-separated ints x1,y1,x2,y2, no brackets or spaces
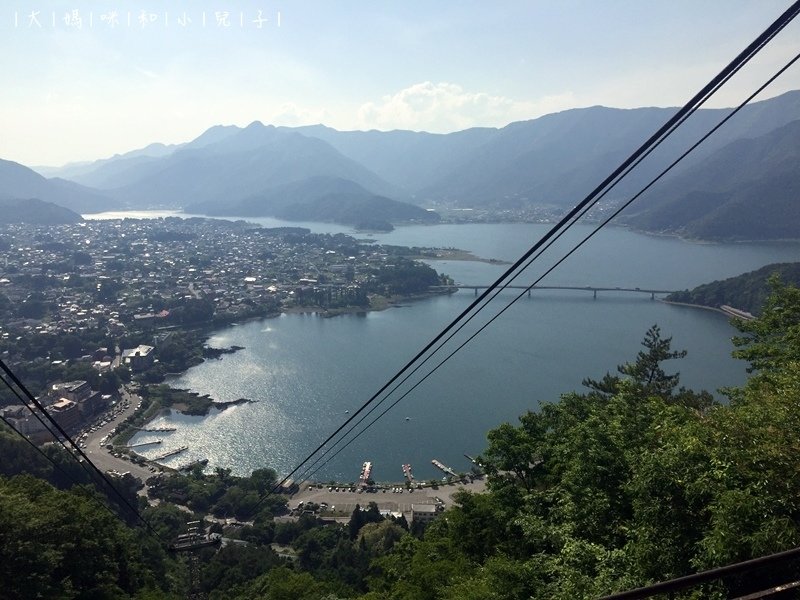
184,175,440,229
666,262,800,316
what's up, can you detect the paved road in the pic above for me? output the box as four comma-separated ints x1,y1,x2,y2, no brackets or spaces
83,387,156,483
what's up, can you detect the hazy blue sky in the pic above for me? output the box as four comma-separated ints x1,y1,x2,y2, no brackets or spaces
2,1,799,166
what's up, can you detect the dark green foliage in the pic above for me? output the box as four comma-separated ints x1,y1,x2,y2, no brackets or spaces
233,566,339,600
166,298,215,325
354,218,394,232
16,295,48,319
373,257,440,295
72,250,93,265
202,545,280,598
153,332,206,373
582,324,712,409
0,422,58,481
146,464,284,519
731,275,800,374
348,502,383,540
667,262,800,315
0,475,175,599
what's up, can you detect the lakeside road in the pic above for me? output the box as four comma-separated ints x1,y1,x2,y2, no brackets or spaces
83,387,155,483
287,478,488,522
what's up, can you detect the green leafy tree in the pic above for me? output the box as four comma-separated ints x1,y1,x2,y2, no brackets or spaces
731,275,800,375
0,475,172,599
583,324,712,409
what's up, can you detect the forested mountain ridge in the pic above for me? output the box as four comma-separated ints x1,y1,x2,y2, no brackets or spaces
621,119,800,240
3,281,800,598
667,262,800,315
43,90,800,209
104,122,403,208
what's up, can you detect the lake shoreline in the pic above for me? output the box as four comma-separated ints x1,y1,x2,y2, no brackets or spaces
659,298,731,317
117,216,792,481
135,286,455,424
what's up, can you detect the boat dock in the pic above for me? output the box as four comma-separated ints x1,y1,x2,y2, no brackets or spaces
402,463,414,482
464,454,483,467
134,426,177,433
153,445,188,461
431,459,457,478
127,440,162,449
359,461,373,485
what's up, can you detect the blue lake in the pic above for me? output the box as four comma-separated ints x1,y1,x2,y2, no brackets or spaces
120,217,800,482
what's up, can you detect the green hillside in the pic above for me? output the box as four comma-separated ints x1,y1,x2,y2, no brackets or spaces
667,262,800,315
622,119,800,241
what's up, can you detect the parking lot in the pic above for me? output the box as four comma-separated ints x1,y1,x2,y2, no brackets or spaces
290,478,487,518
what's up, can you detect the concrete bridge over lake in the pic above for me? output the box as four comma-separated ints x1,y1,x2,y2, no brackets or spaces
432,285,676,300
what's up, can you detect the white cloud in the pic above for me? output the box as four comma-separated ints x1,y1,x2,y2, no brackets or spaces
270,102,334,127
356,82,579,132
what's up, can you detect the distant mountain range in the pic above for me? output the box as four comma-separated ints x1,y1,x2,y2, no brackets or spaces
0,197,82,225
1,90,799,238
0,158,110,213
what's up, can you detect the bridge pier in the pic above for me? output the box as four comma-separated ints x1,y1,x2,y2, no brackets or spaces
651,292,655,300
474,287,478,296
527,289,531,299
593,290,597,300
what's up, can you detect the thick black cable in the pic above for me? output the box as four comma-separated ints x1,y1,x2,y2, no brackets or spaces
0,413,124,521
0,371,103,485
0,369,123,491
250,1,800,511
300,48,800,481
0,372,155,523
285,5,800,486
0,358,166,543
0,412,80,484
0,372,132,513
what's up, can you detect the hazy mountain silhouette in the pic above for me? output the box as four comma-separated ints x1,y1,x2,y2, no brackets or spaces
20,90,800,238
621,119,800,240
187,175,438,225
0,159,112,213
0,197,83,224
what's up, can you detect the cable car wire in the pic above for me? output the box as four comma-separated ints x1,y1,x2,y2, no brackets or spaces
295,46,800,483
0,358,166,543
254,1,800,505
0,411,124,522
299,47,800,482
